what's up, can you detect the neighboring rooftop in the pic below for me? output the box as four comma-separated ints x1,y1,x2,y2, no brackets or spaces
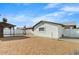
63,21,76,26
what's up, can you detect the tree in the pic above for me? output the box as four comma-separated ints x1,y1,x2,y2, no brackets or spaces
3,18,7,23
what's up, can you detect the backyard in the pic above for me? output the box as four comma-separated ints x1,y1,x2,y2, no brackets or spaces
0,36,79,55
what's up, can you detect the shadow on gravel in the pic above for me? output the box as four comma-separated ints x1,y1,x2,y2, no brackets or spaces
0,36,30,41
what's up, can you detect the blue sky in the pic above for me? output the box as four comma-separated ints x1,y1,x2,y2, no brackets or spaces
0,3,79,27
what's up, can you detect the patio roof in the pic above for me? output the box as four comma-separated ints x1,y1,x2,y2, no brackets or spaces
0,22,16,28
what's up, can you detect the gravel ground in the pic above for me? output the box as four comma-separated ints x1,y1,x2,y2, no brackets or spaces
62,38,79,43
0,36,79,55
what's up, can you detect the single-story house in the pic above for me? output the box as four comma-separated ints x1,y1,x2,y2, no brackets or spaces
24,20,78,39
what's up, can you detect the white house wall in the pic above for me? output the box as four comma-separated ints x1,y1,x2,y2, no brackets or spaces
33,23,61,39
33,23,51,38
45,23,59,39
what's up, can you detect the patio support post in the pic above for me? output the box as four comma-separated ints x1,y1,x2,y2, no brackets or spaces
10,27,11,36
0,28,3,38
13,27,15,36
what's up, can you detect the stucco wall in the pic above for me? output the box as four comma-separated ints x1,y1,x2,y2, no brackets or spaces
63,29,79,38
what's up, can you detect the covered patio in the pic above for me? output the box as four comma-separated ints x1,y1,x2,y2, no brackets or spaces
0,18,16,38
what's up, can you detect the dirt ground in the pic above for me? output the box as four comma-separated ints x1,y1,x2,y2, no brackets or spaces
0,36,79,55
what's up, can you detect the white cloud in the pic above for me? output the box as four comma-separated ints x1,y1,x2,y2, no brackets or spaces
13,15,27,22
44,3,59,9
32,12,65,24
5,11,74,26
11,15,33,22
32,11,75,24
60,6,79,12
6,15,33,24
67,13,74,15
6,11,75,26
50,12,65,17
45,11,73,17
7,14,56,26
6,15,34,26
32,15,54,24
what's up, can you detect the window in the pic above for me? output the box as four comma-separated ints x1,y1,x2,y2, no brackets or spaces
39,27,45,31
